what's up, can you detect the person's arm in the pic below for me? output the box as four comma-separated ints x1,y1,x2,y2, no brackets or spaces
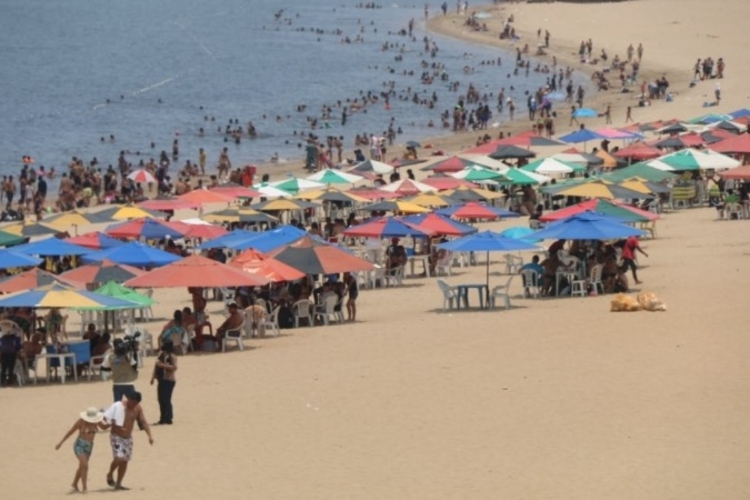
55,419,81,450
137,408,154,445
636,245,648,258
163,354,177,373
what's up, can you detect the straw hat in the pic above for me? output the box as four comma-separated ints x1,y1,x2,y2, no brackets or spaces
80,407,104,424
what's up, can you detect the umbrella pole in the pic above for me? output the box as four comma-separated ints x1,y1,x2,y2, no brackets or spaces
485,251,490,308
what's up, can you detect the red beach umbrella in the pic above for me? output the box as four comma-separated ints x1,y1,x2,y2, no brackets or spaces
613,141,662,160
230,249,306,282
266,236,375,275
58,259,147,287
709,133,750,155
0,268,64,294
124,254,270,288
421,176,478,191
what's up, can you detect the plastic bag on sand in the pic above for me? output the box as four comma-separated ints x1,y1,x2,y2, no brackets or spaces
610,293,641,312
637,291,667,312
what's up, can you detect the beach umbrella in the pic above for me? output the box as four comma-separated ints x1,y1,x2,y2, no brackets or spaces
126,169,157,184
554,180,651,200
250,198,320,212
198,229,259,250
227,225,309,253
380,178,437,197
603,162,676,183
406,140,421,148
647,148,740,171
719,165,750,180
348,159,395,175
209,185,263,199
0,249,42,270
306,169,363,185
656,122,690,135
138,197,202,211
0,268,62,294
59,259,147,287
43,209,113,231
65,231,125,250
487,145,538,161
437,202,520,220
229,249,306,282
178,189,234,205
268,177,325,194
171,220,229,240
451,166,510,183
95,204,168,221
0,230,26,247
358,200,430,214
573,107,597,118
496,130,563,147
105,218,186,240
295,187,369,204
0,282,136,309
252,184,296,199
347,187,400,201
653,134,704,149
499,227,537,240
438,231,539,292
729,109,750,119
266,236,375,275
709,133,750,155
124,253,269,289
13,237,92,257
595,128,644,140
559,128,605,144
342,217,435,239
401,213,478,236
711,120,747,134
613,142,663,161
526,211,646,241
594,150,623,169
2,220,60,238
202,208,279,225
443,186,505,202
688,113,732,125
521,157,586,176
420,176,478,190
88,281,156,310
82,241,182,268
404,193,457,208
539,199,658,223
499,167,549,185
430,154,510,174
552,150,605,167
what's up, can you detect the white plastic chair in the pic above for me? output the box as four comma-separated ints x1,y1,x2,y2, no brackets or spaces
437,279,458,311
293,299,313,328
138,289,154,321
314,294,340,326
384,265,404,287
489,275,514,309
435,251,453,276
221,321,245,352
504,254,524,275
589,264,605,296
521,269,541,299
262,306,281,338
726,202,744,220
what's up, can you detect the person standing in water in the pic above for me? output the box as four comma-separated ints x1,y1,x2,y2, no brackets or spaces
55,407,109,493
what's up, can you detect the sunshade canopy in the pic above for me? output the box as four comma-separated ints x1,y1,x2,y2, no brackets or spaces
82,241,182,268
342,217,435,239
401,213,478,236
266,236,375,275
540,199,658,223
0,249,43,270
230,249,306,282
0,282,136,309
13,238,92,257
526,211,647,241
436,202,520,220
59,259,147,286
125,254,270,288
0,268,61,294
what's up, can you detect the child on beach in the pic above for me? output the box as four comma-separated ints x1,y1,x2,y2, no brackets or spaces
55,407,109,493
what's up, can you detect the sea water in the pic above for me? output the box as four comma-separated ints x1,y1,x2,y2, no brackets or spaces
0,0,567,188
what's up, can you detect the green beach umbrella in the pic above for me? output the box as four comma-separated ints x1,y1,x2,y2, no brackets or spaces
268,177,325,194
452,166,510,183
647,148,740,172
305,169,363,185
90,280,156,309
604,162,676,183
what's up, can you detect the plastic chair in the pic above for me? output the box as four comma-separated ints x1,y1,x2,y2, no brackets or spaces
437,279,458,311
726,202,744,220
293,300,313,328
489,275,514,309
262,307,281,338
504,254,524,275
589,264,605,295
314,294,340,326
138,290,154,321
521,270,541,298
221,321,245,352
435,251,453,276
384,265,404,287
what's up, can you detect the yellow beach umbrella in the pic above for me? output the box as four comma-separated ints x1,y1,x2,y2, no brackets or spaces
44,210,112,232
555,180,649,200
94,204,168,221
250,199,321,212
357,200,430,214
2,220,61,237
202,209,279,224
295,187,368,204
404,193,456,208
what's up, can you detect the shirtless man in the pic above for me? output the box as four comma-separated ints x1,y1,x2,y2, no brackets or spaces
103,391,153,491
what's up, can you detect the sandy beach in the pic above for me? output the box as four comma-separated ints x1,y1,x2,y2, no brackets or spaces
3,1,750,499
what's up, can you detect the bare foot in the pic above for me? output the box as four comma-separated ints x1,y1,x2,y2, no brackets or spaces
115,485,129,491
106,475,115,487
71,483,79,492
635,280,643,285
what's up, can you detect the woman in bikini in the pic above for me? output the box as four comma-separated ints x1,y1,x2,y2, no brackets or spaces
55,407,109,493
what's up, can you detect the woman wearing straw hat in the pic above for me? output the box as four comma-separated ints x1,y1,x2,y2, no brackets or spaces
55,407,110,493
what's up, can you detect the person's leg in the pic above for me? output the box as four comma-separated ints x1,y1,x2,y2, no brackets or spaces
115,461,129,489
72,454,84,491
107,459,118,486
78,454,89,492
157,381,167,423
163,380,175,423
626,259,640,284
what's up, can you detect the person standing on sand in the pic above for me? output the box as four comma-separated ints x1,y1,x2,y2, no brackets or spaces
637,43,644,61
569,105,579,127
620,236,648,285
104,391,154,491
604,104,612,124
198,148,206,176
625,106,633,123
55,408,109,494
715,82,721,104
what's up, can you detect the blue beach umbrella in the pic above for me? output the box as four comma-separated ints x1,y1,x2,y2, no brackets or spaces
199,229,259,250
0,249,43,270
499,226,537,240
341,217,435,239
13,237,92,257
82,241,182,268
525,211,646,241
559,128,605,143
230,225,308,252
439,231,540,291
401,213,478,236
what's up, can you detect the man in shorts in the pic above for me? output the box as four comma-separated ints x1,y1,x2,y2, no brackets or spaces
103,391,154,490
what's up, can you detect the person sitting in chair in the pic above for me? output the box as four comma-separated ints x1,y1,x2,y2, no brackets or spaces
520,255,545,296
385,238,407,276
215,302,244,351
